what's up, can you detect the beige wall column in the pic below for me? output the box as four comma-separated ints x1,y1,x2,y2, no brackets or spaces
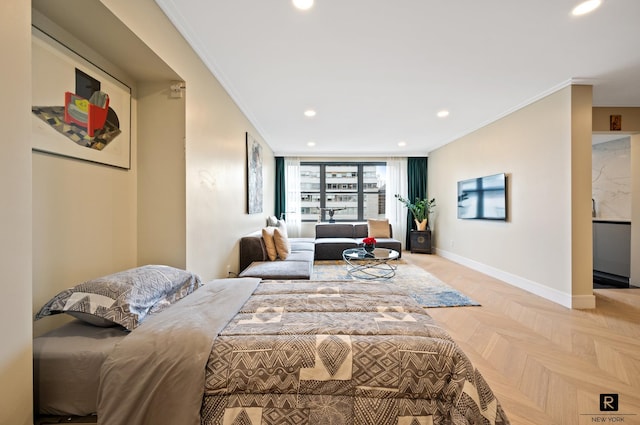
0,0,33,423
137,81,187,268
571,85,595,308
631,134,640,285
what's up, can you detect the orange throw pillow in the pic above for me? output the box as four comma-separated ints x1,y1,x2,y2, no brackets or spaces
273,227,291,260
368,218,390,238
262,227,278,261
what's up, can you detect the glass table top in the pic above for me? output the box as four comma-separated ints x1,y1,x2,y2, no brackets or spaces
342,247,400,261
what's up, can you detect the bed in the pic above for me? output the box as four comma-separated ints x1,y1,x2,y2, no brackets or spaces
34,266,510,424
33,320,127,418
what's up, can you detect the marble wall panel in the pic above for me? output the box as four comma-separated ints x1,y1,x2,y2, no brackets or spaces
592,137,631,220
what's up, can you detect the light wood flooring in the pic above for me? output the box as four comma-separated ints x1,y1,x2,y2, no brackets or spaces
404,252,640,425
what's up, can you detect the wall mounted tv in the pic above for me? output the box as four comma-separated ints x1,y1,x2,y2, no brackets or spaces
457,173,507,220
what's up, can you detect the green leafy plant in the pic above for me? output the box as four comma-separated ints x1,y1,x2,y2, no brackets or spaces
395,194,436,227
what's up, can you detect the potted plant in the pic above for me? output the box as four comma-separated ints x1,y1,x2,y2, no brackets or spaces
395,194,436,231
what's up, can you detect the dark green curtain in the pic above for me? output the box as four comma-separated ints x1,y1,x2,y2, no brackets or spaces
406,157,428,247
275,157,286,220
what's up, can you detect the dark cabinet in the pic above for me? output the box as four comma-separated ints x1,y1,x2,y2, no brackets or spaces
593,220,630,287
410,230,432,254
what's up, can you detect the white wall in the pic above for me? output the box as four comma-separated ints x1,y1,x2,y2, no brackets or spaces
429,85,594,308
0,0,33,423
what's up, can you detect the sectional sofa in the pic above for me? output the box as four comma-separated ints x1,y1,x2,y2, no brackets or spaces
238,221,402,280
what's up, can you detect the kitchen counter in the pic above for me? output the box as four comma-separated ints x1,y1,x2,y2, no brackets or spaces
593,218,631,224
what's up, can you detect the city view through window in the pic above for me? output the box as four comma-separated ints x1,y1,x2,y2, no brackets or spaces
300,162,386,222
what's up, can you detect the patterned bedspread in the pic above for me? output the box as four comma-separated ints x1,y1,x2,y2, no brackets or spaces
200,280,509,424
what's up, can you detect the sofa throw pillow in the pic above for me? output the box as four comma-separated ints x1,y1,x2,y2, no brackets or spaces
273,227,291,260
267,216,279,227
262,227,278,261
368,218,391,238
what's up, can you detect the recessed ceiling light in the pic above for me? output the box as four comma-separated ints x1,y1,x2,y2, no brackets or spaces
293,0,314,11
572,0,602,16
304,109,316,117
307,141,316,147
398,141,407,147
437,110,450,118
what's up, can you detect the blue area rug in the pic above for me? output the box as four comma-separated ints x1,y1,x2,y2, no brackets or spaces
312,260,480,308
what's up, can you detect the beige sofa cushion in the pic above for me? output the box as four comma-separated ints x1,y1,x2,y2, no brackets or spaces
273,227,291,260
367,218,390,238
262,227,278,261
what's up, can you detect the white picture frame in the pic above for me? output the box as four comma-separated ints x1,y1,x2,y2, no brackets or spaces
31,27,131,169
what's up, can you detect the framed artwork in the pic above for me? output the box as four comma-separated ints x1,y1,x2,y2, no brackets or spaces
31,27,131,169
610,115,622,131
246,132,263,214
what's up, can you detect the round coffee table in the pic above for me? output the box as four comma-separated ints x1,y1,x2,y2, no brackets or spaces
342,247,400,280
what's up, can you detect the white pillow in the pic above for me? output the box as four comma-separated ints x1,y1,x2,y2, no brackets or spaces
266,216,279,227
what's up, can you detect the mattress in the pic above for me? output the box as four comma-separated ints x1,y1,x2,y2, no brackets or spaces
33,320,127,416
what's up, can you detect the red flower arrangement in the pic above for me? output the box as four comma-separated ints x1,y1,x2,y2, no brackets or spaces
363,237,376,245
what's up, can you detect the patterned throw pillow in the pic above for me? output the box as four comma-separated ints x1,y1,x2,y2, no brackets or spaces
35,265,202,331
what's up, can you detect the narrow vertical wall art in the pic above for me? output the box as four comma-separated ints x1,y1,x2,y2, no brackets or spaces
246,132,263,214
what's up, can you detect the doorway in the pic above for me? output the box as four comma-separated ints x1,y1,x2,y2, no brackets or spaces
592,133,639,288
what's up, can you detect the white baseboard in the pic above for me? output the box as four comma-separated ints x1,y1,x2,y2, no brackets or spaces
435,248,596,309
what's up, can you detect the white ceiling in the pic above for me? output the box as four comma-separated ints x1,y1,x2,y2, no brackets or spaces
162,1,639,156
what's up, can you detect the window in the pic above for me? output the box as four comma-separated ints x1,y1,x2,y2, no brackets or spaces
300,162,386,222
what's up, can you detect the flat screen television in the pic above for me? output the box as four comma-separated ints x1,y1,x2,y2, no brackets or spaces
457,173,507,220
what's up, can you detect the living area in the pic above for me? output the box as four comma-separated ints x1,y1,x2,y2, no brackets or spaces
10,1,640,424
238,219,403,280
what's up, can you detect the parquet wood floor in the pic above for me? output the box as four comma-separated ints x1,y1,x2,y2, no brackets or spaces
404,252,640,425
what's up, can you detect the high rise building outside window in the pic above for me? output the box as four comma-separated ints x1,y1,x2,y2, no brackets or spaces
300,162,386,222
